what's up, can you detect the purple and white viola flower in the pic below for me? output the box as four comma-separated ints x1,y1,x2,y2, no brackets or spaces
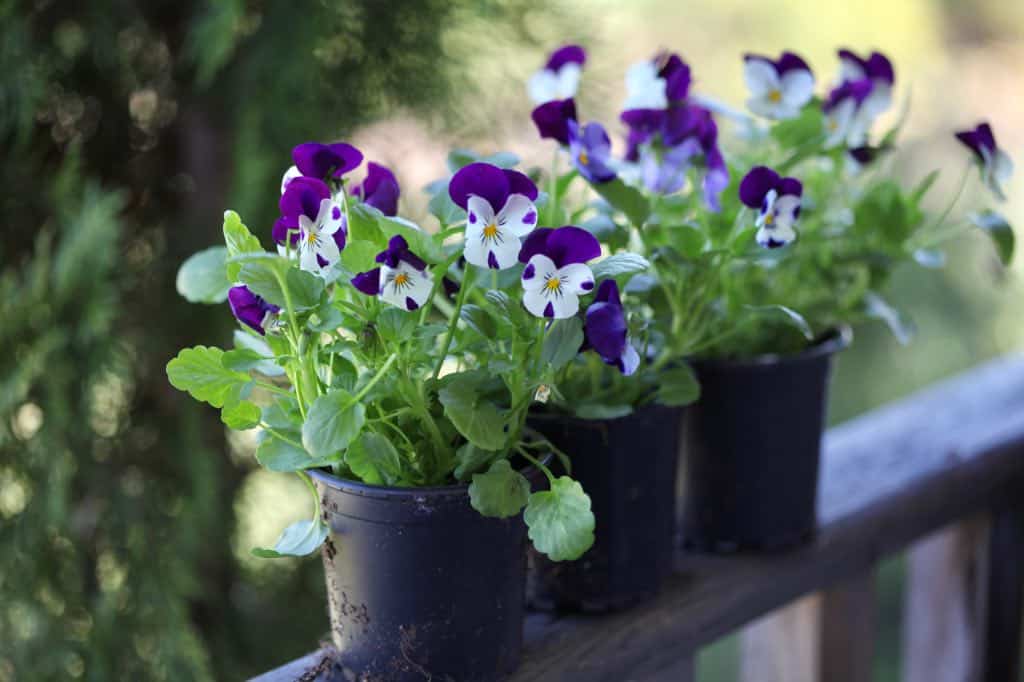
350,162,400,216
518,226,600,319
743,52,815,120
531,98,578,145
568,120,616,183
955,122,1014,200
273,177,347,272
448,162,539,270
351,235,433,312
584,279,639,375
528,45,586,105
228,285,279,336
739,166,803,249
837,49,894,120
622,52,691,113
291,141,364,182
822,78,873,148
280,165,302,194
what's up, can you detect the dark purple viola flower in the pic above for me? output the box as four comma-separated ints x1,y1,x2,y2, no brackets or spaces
528,44,586,104
292,142,364,181
274,176,332,244
822,78,875,148
584,279,639,375
567,120,616,183
228,285,279,336
955,122,1014,200
520,226,599,320
743,51,815,120
739,166,803,249
350,162,400,216
531,98,578,145
621,52,691,124
448,162,538,212
351,236,433,311
838,49,894,86
658,52,692,102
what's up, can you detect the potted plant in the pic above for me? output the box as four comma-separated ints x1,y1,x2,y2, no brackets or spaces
528,47,1015,553
167,143,604,679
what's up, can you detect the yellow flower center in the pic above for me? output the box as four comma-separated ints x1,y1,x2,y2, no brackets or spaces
394,272,410,286
578,150,589,165
768,89,782,103
828,120,838,132
545,278,562,292
764,212,775,226
483,223,499,239
306,232,317,244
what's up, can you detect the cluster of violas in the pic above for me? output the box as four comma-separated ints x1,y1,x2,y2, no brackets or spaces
528,45,1014,249
227,143,639,376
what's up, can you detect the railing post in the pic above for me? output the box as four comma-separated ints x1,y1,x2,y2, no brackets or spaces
818,571,877,682
982,503,1024,682
740,595,820,682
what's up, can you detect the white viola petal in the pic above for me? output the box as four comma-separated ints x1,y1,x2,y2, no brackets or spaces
555,63,582,99
756,224,796,248
546,290,581,319
521,254,558,293
496,194,538,237
860,85,891,120
746,96,783,120
389,216,424,231
620,343,640,376
281,165,301,194
466,195,496,230
527,69,560,104
379,262,433,311
838,57,866,83
991,148,1014,185
756,189,778,228
299,241,321,272
743,58,779,97
316,198,343,236
824,99,856,148
773,195,801,229
558,263,595,294
624,61,668,110
316,233,341,267
522,286,553,318
779,69,814,108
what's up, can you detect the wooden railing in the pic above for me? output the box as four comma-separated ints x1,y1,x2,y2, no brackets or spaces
254,354,1024,682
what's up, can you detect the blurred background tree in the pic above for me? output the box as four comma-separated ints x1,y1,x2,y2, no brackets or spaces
1,0,1021,680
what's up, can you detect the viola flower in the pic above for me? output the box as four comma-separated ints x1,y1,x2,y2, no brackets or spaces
531,98,578,145
228,285,279,336
528,45,586,105
280,165,302,194
622,52,691,113
822,78,873,148
739,166,803,249
350,162,400,216
518,226,600,319
448,162,539,270
955,122,1014,200
274,177,346,274
584,280,640,375
351,235,433,312
568,120,616,183
837,49,894,115
743,52,815,120
292,141,364,181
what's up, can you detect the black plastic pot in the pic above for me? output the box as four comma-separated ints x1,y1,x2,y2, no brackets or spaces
527,404,683,611
680,328,851,553
310,464,542,681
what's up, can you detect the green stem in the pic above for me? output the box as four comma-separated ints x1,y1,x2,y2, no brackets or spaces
350,353,398,405
260,425,304,450
254,381,293,397
432,265,472,380
297,470,321,522
518,450,556,486
928,162,971,234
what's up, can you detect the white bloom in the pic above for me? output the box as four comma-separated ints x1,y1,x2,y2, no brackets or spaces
980,146,1015,201
755,189,800,249
521,254,595,319
744,58,814,120
298,198,345,276
528,63,582,105
464,194,537,270
379,260,433,312
623,60,667,111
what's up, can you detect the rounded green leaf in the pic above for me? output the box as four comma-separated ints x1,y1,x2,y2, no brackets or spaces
469,459,530,518
251,519,328,558
524,477,595,561
656,364,701,407
176,246,230,303
971,210,1015,266
542,317,584,370
221,400,260,430
166,346,250,408
591,253,650,280
302,389,367,457
346,432,403,485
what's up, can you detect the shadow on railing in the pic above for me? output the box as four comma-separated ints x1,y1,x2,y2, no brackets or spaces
254,354,1024,682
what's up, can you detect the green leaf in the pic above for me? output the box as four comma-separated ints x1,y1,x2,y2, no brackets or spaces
438,377,507,451
252,519,328,558
469,459,530,518
221,400,260,429
524,477,595,561
591,253,650,280
485,290,526,329
770,105,825,150
233,331,284,377
454,442,499,481
910,170,940,205
446,148,520,173
591,178,650,227
301,390,367,457
340,239,380,275
346,432,403,485
542,317,584,370
912,249,946,269
346,203,386,247
166,346,251,408
580,214,618,240
237,257,289,308
864,292,915,345
223,210,263,280
460,304,497,338
255,431,334,471
285,267,325,311
377,307,418,343
672,224,708,259
428,186,464,227
261,399,302,430
744,304,814,340
970,210,1015,266
377,215,442,263
176,246,230,303
222,348,268,372
656,364,701,407
574,403,633,420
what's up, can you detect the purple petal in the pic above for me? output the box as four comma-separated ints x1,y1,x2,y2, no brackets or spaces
866,52,894,85
332,227,347,252
272,217,299,246
442,277,459,298
351,162,400,216
448,162,510,212
279,177,330,221
837,48,868,73
544,226,602,267
620,108,666,134
777,51,811,76
523,210,537,225
543,302,555,318
738,166,781,208
503,169,539,201
228,285,278,335
824,78,873,111
777,176,803,198
545,44,586,71
585,289,629,368
848,146,879,164
703,147,730,212
532,98,577,145
594,279,621,306
743,53,777,75
522,262,536,280
487,251,499,269
405,297,419,311
351,268,382,296
292,142,364,179
658,53,691,101
519,228,554,265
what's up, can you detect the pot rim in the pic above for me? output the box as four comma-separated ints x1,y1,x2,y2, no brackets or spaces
528,401,681,425
308,453,550,501
691,324,852,370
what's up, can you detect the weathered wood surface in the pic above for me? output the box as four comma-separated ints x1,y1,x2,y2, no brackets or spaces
983,504,1024,682
254,354,1024,682
740,595,820,682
